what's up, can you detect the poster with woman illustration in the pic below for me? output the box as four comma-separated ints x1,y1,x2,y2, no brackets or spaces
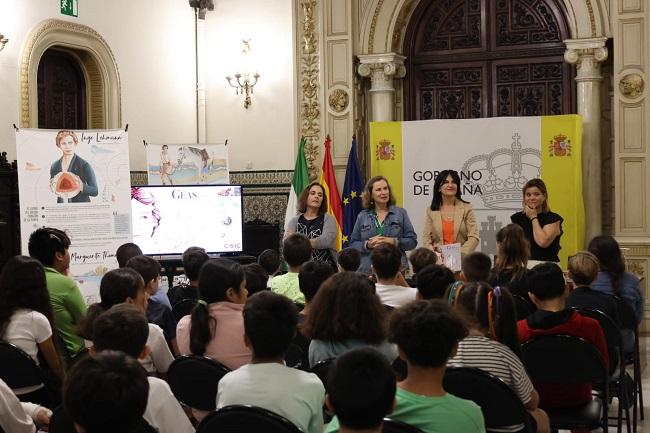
145,142,229,185
16,128,132,304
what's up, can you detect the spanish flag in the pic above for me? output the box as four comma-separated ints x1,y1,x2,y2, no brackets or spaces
320,135,343,251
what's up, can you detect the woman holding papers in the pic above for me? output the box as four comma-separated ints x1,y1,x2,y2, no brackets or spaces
510,178,563,263
350,176,417,274
421,170,479,256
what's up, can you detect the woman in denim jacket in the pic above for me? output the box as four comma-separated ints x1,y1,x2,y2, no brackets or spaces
350,176,417,274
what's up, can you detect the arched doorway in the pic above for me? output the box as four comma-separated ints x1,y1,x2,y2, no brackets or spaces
404,0,574,120
37,48,87,129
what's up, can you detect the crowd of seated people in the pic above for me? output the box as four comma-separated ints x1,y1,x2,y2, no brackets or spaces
0,225,642,433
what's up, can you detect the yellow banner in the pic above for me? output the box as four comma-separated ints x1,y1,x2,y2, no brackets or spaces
369,122,404,206
540,114,584,267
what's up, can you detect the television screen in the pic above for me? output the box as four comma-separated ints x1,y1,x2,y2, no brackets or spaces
130,185,243,255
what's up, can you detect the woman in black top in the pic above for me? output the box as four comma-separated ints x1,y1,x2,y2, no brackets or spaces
510,178,563,262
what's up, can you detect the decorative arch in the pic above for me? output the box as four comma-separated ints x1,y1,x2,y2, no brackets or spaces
20,19,121,128
358,0,610,55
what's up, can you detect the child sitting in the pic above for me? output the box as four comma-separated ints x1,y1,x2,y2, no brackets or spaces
217,291,325,433
271,234,312,304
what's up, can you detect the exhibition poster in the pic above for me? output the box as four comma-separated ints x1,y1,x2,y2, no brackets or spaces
16,128,132,304
145,143,229,185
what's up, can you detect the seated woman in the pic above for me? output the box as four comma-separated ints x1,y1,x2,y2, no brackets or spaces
0,256,65,400
422,170,479,256
285,182,339,270
447,281,550,433
510,179,563,263
176,258,252,369
303,272,397,367
588,235,644,325
490,224,534,301
77,268,174,376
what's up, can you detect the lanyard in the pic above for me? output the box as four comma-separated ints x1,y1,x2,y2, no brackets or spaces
371,211,385,236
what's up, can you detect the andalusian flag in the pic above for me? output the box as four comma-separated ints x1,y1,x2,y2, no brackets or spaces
284,137,309,229
320,135,343,251
370,115,584,267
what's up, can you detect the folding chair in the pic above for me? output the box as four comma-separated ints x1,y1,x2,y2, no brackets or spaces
512,294,536,321
196,404,302,433
171,298,197,322
382,418,425,433
522,334,609,433
0,341,58,407
444,366,535,432
167,355,231,412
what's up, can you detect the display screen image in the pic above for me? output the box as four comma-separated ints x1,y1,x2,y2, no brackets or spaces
130,185,243,255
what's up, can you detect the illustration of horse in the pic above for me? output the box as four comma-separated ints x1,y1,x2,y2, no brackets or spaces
177,146,212,183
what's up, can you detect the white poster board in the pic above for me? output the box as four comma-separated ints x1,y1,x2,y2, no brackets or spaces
16,128,132,304
146,143,229,185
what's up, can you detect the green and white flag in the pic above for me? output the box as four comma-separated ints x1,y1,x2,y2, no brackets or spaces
284,137,309,229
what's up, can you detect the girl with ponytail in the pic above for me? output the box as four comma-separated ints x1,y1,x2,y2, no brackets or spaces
77,268,174,375
176,258,251,368
447,282,550,433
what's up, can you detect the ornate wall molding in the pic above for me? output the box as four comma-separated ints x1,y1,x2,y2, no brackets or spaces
298,0,321,180
368,0,385,54
20,19,121,128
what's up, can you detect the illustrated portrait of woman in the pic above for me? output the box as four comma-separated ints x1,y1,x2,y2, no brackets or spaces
50,130,98,203
131,188,162,240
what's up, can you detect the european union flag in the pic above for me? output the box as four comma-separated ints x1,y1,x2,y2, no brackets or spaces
342,136,365,248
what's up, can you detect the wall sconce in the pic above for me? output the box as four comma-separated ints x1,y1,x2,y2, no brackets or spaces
0,34,8,52
226,39,260,109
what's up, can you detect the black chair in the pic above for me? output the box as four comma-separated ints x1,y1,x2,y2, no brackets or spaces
197,404,302,433
171,298,197,322
522,334,609,433
0,341,57,407
512,294,535,321
382,418,424,433
285,341,308,370
443,366,535,433
309,358,335,422
167,355,231,412
49,405,156,433
614,294,643,430
571,307,631,433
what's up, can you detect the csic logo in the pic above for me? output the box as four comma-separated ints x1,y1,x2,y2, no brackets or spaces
375,139,395,160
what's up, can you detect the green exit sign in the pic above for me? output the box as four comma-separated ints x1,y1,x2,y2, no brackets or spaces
61,0,78,17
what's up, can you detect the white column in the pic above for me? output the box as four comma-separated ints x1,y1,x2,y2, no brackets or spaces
564,38,608,242
357,53,406,122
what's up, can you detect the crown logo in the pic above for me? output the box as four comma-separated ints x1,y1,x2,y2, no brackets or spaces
548,134,571,157
375,139,395,160
461,133,541,209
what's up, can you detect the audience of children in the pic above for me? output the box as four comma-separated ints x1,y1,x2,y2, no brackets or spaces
489,224,533,299
460,252,492,282
63,350,150,433
0,224,640,433
337,247,361,272
271,233,312,304
216,291,325,433
303,272,397,366
415,264,455,300
242,263,270,296
370,243,417,308
0,256,65,396
325,348,396,433
258,248,282,288
126,255,179,355
0,377,51,433
327,300,485,433
77,267,174,376
92,304,195,433
176,258,252,369
447,281,550,433
28,227,87,362
517,262,609,409
167,246,209,306
116,242,172,310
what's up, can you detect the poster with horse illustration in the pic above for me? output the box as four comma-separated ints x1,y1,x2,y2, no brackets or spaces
145,142,229,185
